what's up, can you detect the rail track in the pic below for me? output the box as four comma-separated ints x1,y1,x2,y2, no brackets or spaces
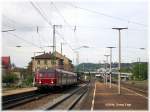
2,83,89,110
2,90,50,110
38,83,89,110
112,81,148,96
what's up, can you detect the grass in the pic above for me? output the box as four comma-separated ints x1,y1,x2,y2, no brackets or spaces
124,80,148,90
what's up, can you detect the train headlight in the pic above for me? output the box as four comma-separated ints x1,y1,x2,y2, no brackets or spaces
51,81,54,84
39,80,41,84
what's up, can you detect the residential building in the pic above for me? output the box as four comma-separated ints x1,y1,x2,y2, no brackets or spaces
31,51,74,72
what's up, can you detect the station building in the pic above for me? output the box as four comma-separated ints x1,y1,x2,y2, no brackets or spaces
30,51,74,72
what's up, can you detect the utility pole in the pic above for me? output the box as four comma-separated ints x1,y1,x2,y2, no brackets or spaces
107,47,116,88
61,42,63,55
52,25,61,68
104,55,110,86
112,27,128,94
76,51,79,65
61,42,66,55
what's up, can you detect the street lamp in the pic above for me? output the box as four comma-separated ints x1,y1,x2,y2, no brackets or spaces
16,45,22,48
2,29,16,32
103,60,106,84
74,45,89,50
112,27,128,94
104,54,110,86
138,48,146,79
106,47,116,88
73,45,89,65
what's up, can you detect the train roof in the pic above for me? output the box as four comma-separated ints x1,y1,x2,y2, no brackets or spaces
38,69,55,73
37,68,76,76
56,69,76,75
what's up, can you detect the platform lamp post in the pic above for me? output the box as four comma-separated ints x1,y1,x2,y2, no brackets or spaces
106,47,116,88
73,45,89,81
138,48,146,79
73,45,89,66
104,55,110,86
103,60,106,84
112,27,128,94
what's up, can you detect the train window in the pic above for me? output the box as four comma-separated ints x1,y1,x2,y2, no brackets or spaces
37,60,40,65
44,60,47,65
39,70,55,77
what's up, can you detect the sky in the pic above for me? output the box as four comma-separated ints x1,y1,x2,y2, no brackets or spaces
1,0,148,67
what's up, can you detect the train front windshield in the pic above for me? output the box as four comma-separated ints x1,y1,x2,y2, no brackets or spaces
38,69,56,78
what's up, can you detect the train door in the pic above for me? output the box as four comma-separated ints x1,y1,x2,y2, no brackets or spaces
62,72,66,85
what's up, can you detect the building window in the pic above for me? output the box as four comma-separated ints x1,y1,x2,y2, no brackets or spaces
44,60,47,65
37,60,40,65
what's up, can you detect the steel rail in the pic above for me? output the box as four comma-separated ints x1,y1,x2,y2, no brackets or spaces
67,88,88,110
2,91,50,110
38,84,89,110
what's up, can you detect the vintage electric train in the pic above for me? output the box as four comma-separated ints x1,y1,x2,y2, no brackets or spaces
34,68,77,89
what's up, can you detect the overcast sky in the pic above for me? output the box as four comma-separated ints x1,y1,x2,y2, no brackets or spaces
1,0,148,67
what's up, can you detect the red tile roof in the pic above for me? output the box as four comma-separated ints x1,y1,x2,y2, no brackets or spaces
32,53,52,59
31,52,71,61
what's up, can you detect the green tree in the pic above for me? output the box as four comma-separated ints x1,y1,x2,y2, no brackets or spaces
2,73,19,85
22,75,34,87
120,67,131,73
132,63,148,80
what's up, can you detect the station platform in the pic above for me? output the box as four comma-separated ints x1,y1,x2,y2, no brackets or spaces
2,87,37,96
81,81,148,110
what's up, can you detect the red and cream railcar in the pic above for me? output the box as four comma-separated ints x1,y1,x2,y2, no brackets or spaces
34,68,77,89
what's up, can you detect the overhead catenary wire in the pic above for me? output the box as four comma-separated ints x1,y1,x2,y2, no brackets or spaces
6,32,43,50
69,3,147,27
30,1,74,51
30,1,54,49
2,18,146,31
55,31,74,52
2,15,17,26
30,1,53,26
50,2,74,31
50,1,79,50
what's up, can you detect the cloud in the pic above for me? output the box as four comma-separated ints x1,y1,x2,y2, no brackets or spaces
2,1,148,67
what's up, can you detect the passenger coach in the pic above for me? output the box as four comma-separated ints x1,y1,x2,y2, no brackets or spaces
34,68,77,89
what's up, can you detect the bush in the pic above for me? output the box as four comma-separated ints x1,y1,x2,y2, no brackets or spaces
22,75,34,87
2,73,19,86
132,63,148,80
